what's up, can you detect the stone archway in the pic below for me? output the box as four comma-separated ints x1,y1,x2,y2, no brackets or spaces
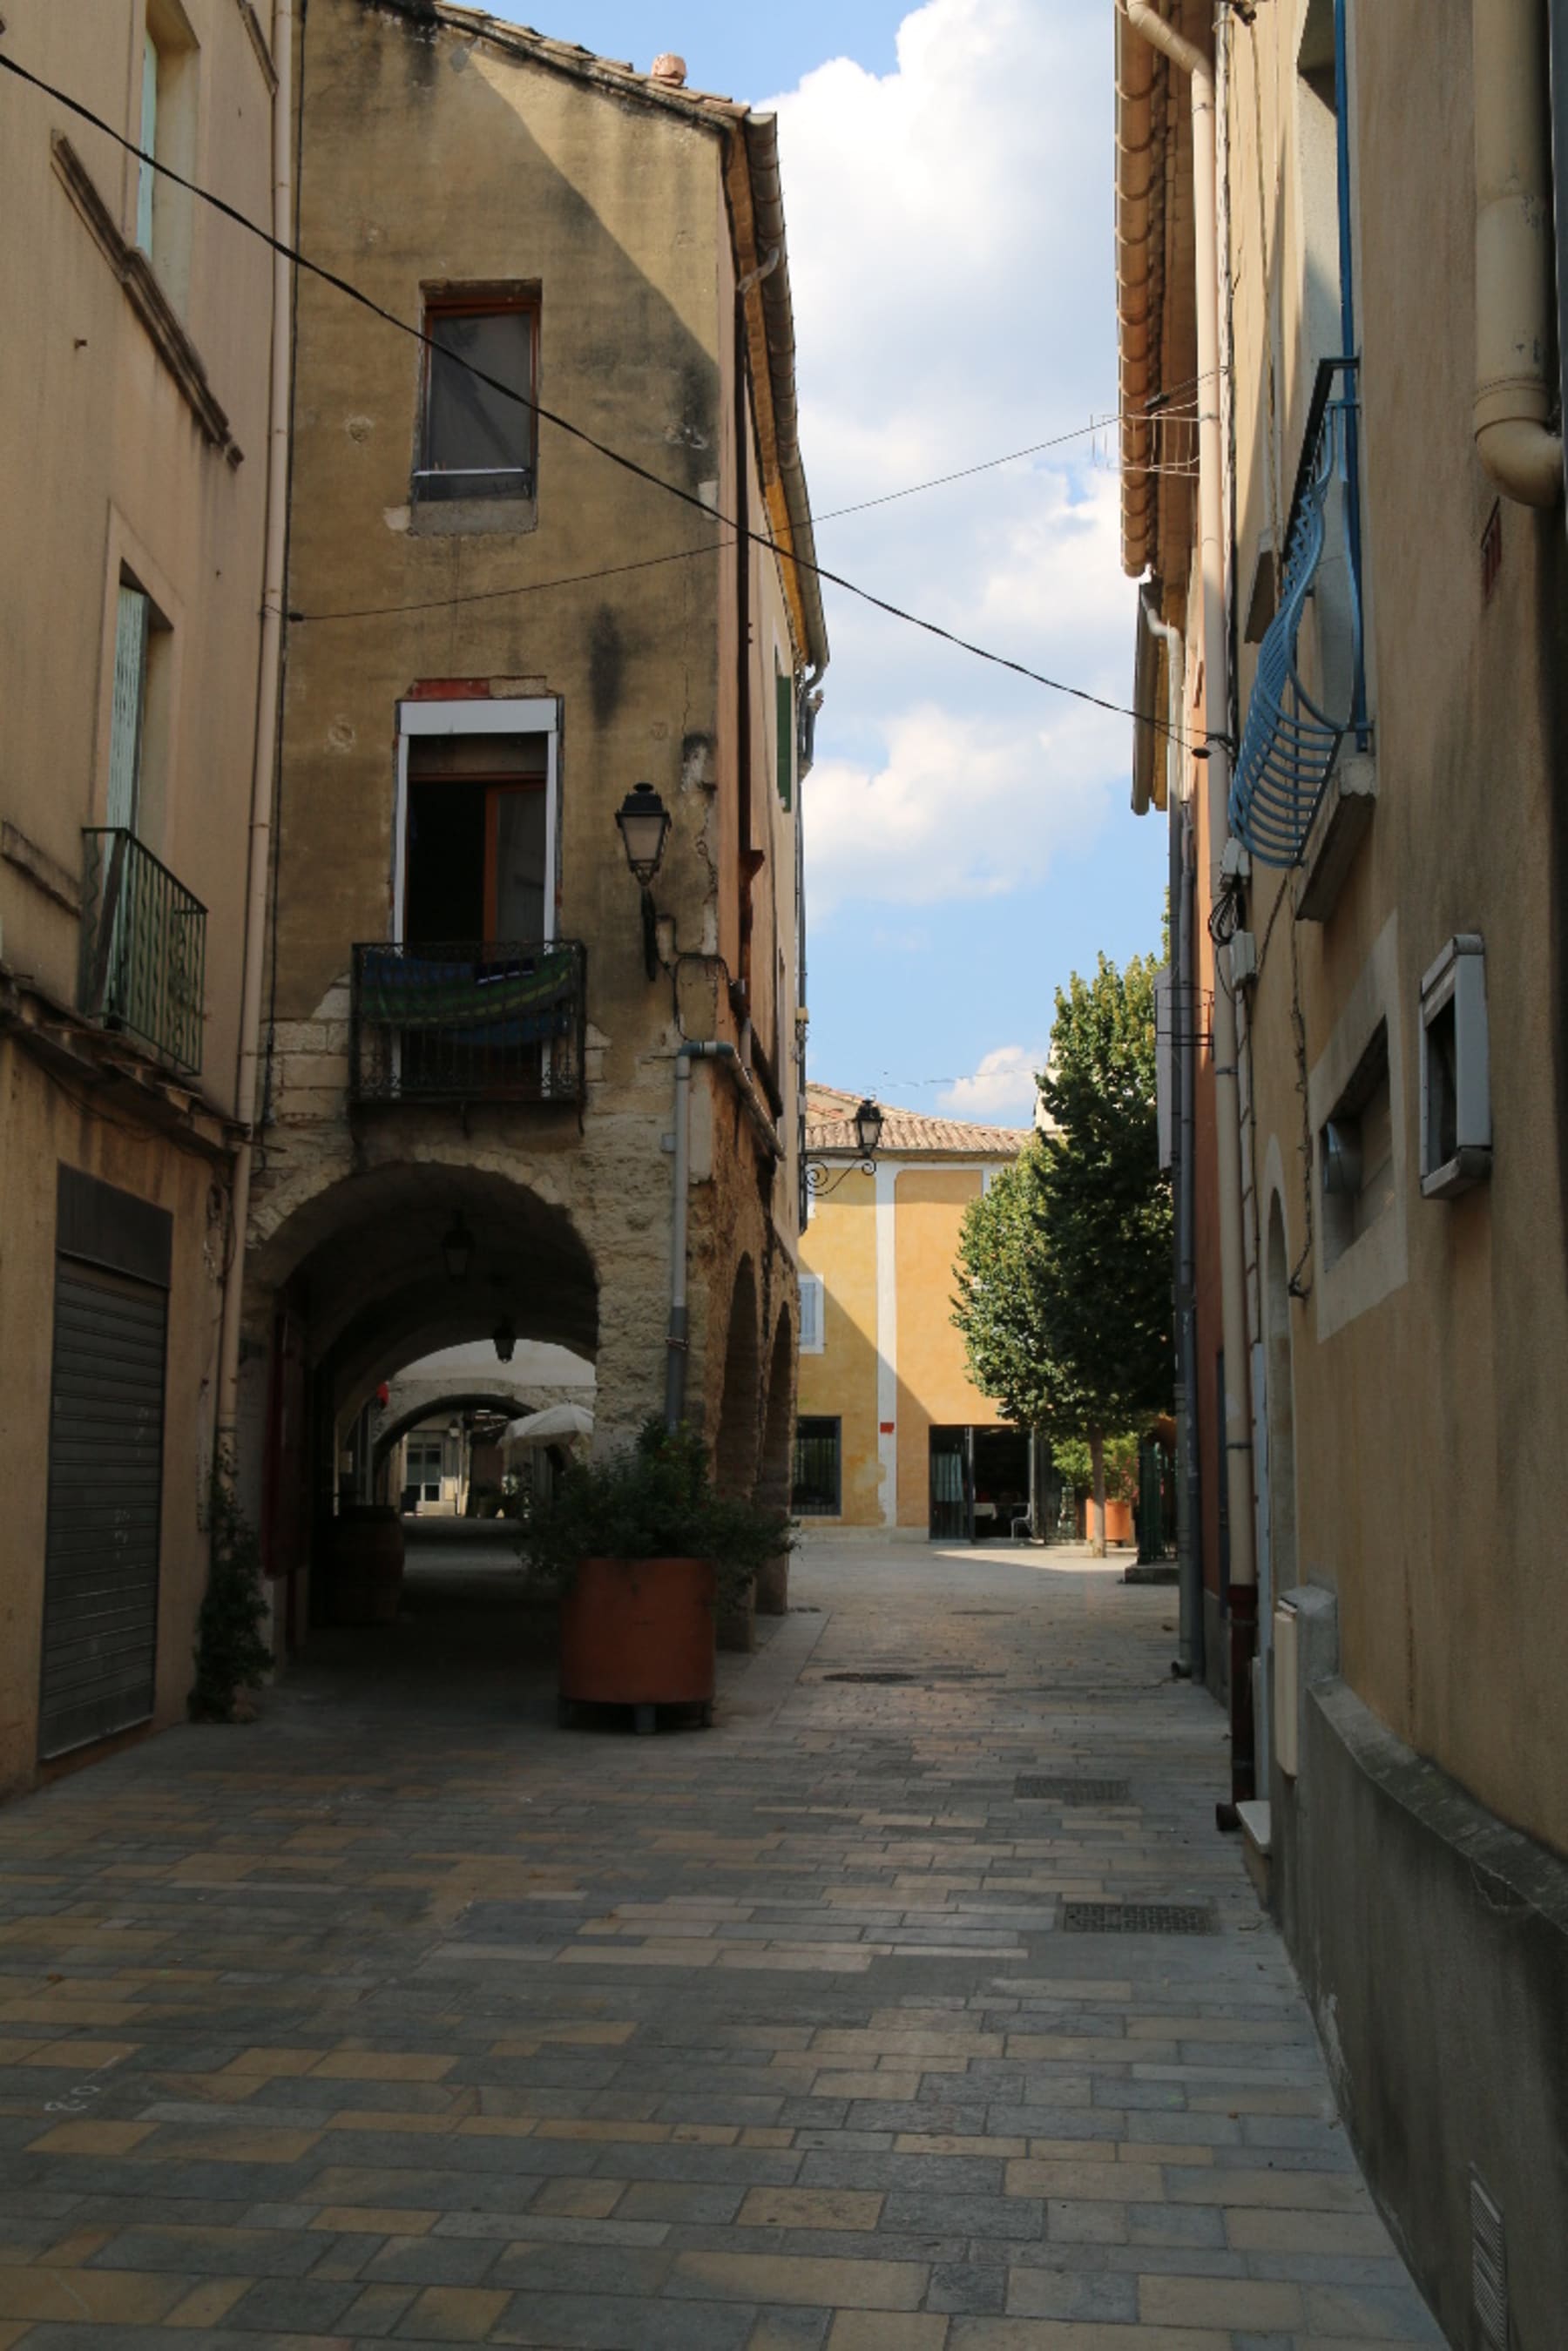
754,1307,795,1615
713,1257,760,1498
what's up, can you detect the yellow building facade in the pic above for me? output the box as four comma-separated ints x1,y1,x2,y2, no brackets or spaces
794,1086,1027,1537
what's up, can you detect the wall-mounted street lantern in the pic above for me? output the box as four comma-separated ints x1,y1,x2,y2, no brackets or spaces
442,1213,475,1283
615,781,672,980
805,1096,885,1198
492,1315,517,1364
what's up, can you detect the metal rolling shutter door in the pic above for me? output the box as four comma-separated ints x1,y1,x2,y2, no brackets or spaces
39,1260,168,1759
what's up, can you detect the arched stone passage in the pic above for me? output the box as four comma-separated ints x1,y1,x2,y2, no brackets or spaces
713,1257,760,1497
754,1307,794,1615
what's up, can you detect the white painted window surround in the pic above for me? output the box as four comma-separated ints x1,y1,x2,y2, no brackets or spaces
392,697,559,943
799,1273,824,1353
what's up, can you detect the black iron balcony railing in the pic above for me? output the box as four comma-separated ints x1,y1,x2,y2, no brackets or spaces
1231,355,1370,867
78,828,206,1075
350,938,586,1104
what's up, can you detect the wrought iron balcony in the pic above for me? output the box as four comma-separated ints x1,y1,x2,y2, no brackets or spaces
78,828,206,1074
1230,355,1370,867
350,938,586,1104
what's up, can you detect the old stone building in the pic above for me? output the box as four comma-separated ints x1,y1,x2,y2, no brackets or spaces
1115,0,1568,2335
239,1,827,1636
0,0,284,1793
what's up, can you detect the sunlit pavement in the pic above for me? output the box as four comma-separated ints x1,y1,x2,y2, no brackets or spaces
0,1531,1442,2348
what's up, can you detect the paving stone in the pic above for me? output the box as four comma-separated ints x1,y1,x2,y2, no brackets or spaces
0,1536,1436,2351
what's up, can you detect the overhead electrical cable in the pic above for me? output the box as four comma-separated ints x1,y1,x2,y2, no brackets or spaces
0,48,1200,747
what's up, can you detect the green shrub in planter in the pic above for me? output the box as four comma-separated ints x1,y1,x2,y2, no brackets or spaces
521,1416,794,1611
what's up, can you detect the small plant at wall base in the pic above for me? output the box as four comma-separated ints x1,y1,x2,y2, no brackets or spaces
521,1416,794,1608
188,1449,274,1721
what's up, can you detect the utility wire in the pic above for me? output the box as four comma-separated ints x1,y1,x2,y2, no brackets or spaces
0,49,1203,748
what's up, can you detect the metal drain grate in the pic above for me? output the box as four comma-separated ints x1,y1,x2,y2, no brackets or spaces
1061,1901,1216,1935
823,1670,917,1685
1016,1776,1132,1804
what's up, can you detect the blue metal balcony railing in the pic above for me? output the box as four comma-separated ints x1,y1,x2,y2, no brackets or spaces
79,828,207,1074
350,938,586,1104
1230,355,1369,868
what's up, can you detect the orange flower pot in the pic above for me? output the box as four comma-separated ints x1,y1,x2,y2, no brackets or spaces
558,1557,717,1723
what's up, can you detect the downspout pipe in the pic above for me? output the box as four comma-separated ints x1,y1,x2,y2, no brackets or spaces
1120,0,1257,1793
1474,0,1565,506
666,1042,783,1430
1141,587,1202,1685
216,0,293,1469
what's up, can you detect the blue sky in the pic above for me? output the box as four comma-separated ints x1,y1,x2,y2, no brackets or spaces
508,2,1167,1123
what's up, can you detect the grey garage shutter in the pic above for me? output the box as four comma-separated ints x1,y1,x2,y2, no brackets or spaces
39,1170,172,1760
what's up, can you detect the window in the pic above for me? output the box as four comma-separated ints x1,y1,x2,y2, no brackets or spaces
138,3,198,308
108,584,151,834
792,1416,841,1516
1320,1021,1394,1265
406,1437,443,1503
799,1273,825,1353
416,292,537,504
1420,936,1491,1198
403,733,548,945
775,665,794,809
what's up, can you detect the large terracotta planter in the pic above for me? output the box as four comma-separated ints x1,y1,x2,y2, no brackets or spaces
558,1556,716,1729
329,1504,405,1625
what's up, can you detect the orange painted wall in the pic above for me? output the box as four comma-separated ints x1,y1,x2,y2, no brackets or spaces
894,1168,1007,1528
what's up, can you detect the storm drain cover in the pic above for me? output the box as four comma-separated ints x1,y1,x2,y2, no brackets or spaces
824,1670,918,1685
1061,1901,1216,1935
1015,1776,1132,1804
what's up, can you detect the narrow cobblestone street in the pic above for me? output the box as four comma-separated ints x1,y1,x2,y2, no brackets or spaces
0,1537,1441,2350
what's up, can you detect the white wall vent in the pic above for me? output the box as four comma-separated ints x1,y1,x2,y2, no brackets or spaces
1419,935,1491,1198
1470,2171,1507,2351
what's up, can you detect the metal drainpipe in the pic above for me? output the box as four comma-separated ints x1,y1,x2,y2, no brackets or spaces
1474,0,1565,505
215,0,293,1475
1120,0,1258,1806
1142,587,1202,1684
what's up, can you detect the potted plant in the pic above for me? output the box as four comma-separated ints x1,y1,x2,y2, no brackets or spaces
523,1417,794,1732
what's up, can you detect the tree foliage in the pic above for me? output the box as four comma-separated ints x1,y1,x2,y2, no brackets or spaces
952,951,1172,1543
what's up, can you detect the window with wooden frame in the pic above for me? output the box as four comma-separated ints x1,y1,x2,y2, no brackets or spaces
402,733,548,947
416,287,538,504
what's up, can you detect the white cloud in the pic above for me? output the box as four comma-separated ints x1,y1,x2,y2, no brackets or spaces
769,0,1139,922
940,1045,1044,1123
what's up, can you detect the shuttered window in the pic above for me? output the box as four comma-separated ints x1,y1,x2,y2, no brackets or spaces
138,30,158,254
775,667,794,809
799,1272,825,1353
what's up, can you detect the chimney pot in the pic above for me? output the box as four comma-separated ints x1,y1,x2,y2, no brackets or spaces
651,52,687,85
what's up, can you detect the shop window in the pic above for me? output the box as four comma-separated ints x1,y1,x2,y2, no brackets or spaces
792,1416,841,1516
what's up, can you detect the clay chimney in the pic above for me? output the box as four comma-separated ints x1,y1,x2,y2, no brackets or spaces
650,53,687,86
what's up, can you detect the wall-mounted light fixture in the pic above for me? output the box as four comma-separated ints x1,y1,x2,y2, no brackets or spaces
492,1315,517,1364
805,1096,884,1198
442,1213,475,1282
615,781,672,980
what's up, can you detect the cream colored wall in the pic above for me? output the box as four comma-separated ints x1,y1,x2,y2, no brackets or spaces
0,0,273,1115
796,1171,881,1524
798,1158,1011,1530
1224,0,1568,1849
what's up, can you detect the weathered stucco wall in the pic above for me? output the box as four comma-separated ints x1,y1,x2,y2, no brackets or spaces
1229,0,1568,1857
251,0,807,1579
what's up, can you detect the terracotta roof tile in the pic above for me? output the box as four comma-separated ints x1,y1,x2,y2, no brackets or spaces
804,1083,1028,1159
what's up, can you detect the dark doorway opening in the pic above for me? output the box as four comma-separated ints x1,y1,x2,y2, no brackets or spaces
929,1423,1031,1542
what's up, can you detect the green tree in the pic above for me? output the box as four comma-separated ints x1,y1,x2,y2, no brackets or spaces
952,950,1172,1553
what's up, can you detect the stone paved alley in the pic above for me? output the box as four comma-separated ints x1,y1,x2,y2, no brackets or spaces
0,1536,1443,2350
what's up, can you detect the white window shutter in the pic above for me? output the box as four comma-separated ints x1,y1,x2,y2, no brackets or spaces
138,33,158,254
799,1273,824,1353
107,585,149,834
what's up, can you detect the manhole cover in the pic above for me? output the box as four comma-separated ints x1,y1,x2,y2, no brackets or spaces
823,1670,918,1685
1061,1902,1216,1935
1015,1776,1132,1804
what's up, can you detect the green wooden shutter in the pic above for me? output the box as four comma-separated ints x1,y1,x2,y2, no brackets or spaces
775,668,794,810
137,32,157,253
107,585,149,834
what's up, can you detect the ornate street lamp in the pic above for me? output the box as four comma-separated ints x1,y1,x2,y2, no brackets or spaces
442,1213,475,1283
615,781,672,979
492,1315,517,1364
806,1096,885,1198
